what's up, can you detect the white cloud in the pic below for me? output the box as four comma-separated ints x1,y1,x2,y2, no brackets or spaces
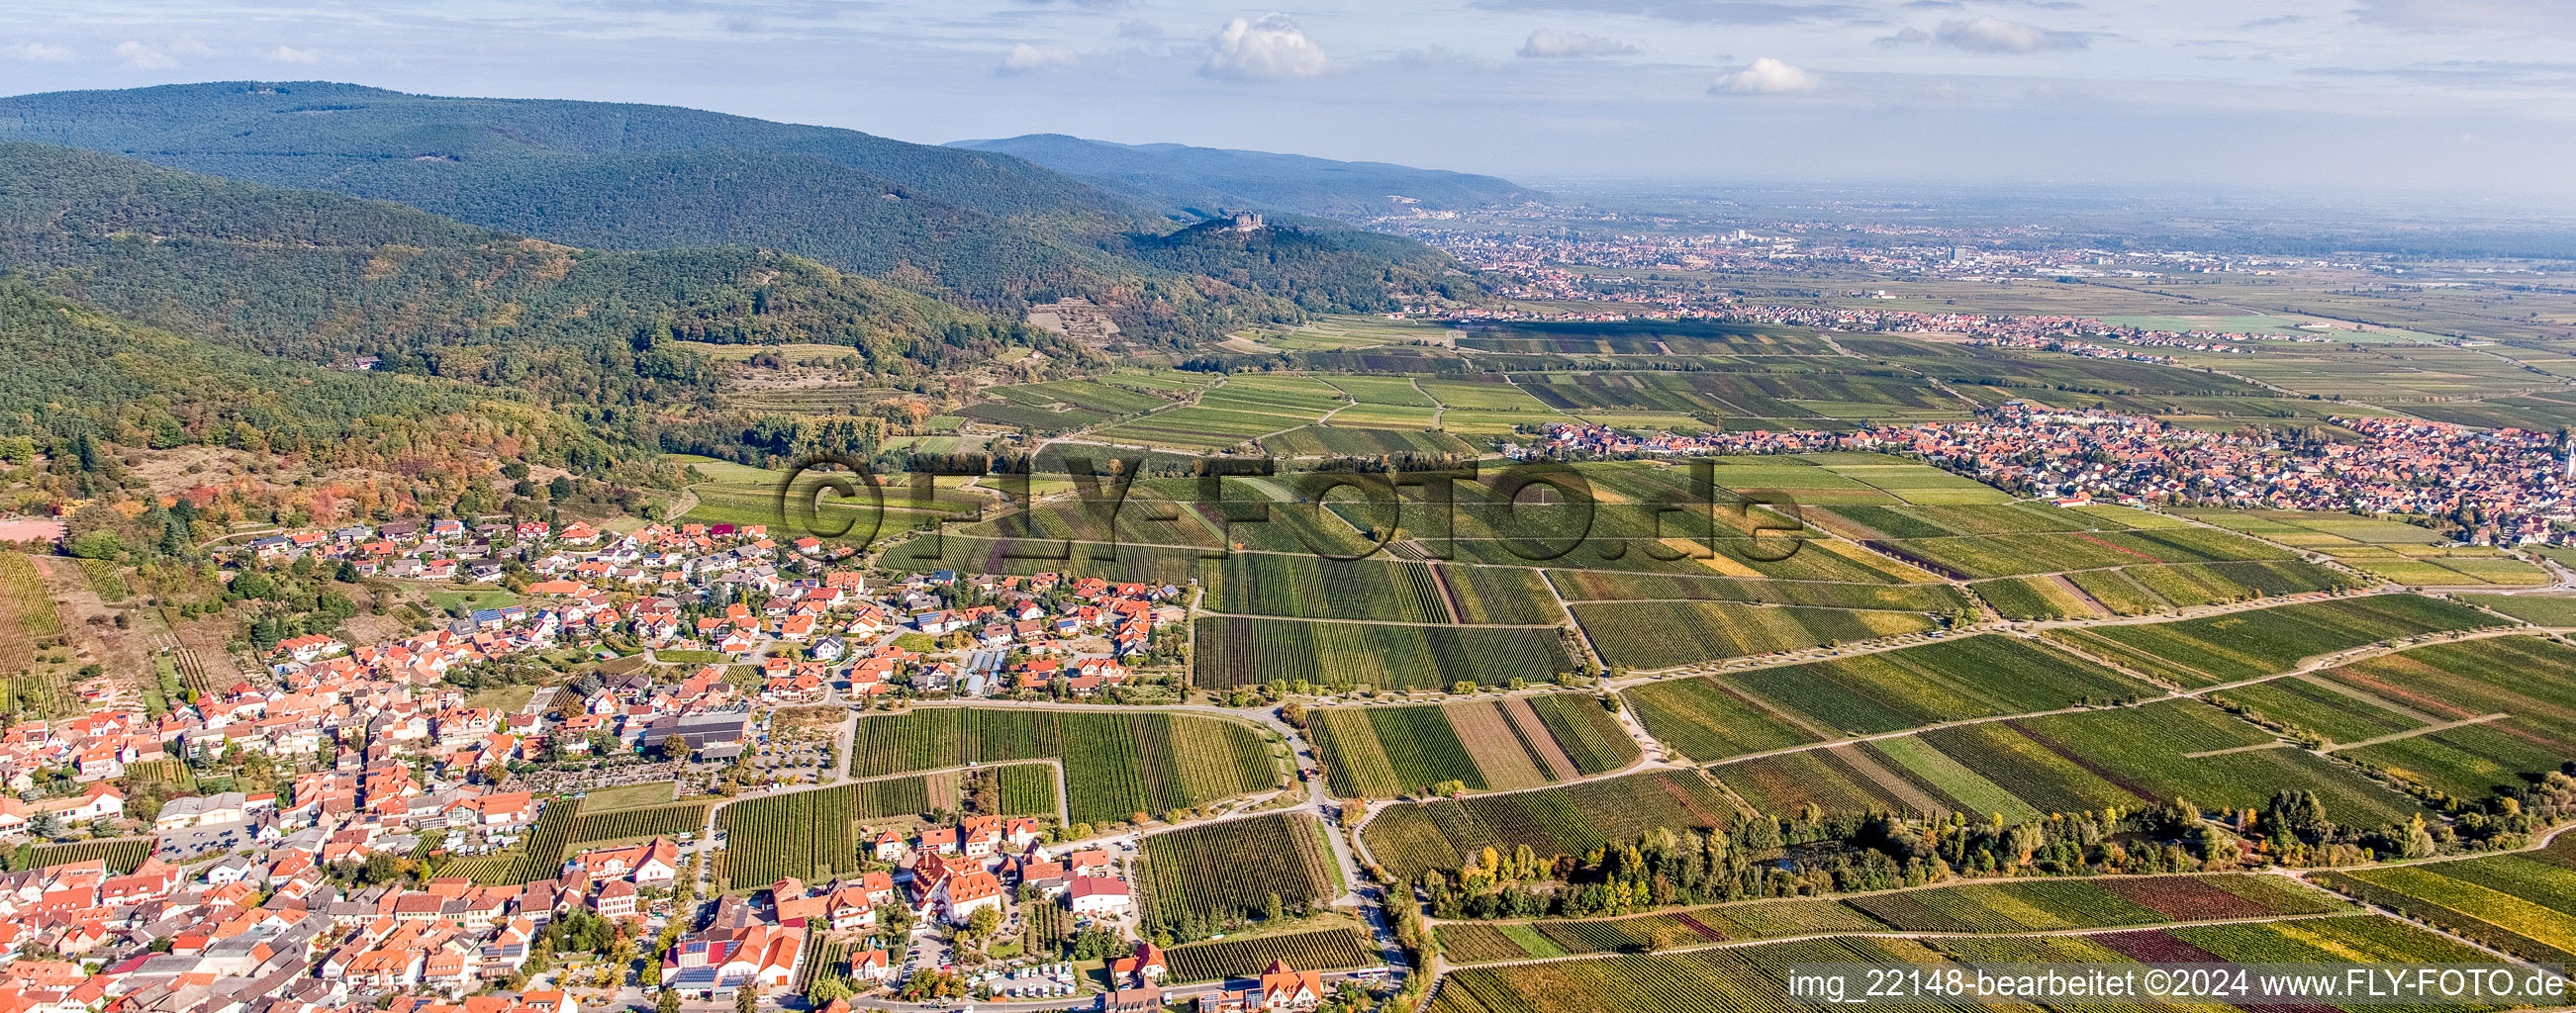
113,41,176,69
999,43,1079,73
1200,13,1328,80
1398,46,1488,71
1872,26,1930,47
1933,17,2087,52
1517,29,1639,58
1710,56,1819,94
7,42,75,62
267,46,322,63
2353,0,2576,35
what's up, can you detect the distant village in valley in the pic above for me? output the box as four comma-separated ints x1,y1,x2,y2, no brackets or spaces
1531,407,2576,549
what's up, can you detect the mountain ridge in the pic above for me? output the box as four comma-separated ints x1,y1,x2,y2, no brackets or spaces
0,82,1483,340
947,133,1546,220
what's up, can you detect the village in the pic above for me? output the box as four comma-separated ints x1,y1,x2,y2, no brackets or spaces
1531,406,2576,548
0,513,1361,1013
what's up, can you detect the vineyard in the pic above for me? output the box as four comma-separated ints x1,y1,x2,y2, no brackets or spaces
2206,677,2423,746
1192,616,1574,691
440,854,517,885
2316,859,2576,965
2312,635,2576,799
1263,423,1474,458
1546,570,1969,612
1164,928,1380,984
1306,694,1637,798
1209,555,1452,623
992,763,1061,817
2043,594,2504,687
77,558,129,601
1429,937,1940,1013
572,800,712,845
0,552,61,642
1971,576,2095,621
1434,566,1564,625
2461,593,2576,626
1573,600,1941,670
1624,634,2149,762
1795,698,2433,825
796,936,855,996
719,784,864,887
1136,813,1340,932
503,797,586,883
2,551,70,717
2067,560,2361,616
2181,508,2551,587
1425,915,2489,1013
1846,874,2343,933
1434,875,2342,964
846,707,1279,825
1361,770,1734,881
2164,912,2498,966
1874,527,2293,580
849,773,943,819
29,836,153,874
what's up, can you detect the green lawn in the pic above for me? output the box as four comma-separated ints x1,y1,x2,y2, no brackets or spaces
581,782,679,810
467,684,537,713
427,588,520,612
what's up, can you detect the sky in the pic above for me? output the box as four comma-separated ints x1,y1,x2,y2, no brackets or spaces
4,0,2573,199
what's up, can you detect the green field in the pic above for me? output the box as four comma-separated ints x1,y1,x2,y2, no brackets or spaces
574,800,713,844
580,781,678,810
1426,913,2489,1013
1624,635,2152,761
2310,635,2576,798
2318,841,2576,965
504,798,586,884
1263,423,1479,457
718,784,863,886
1860,525,2293,581
1547,570,1970,612
1308,693,1639,797
1910,699,2424,824
2460,593,2576,626
28,837,153,874
844,707,1280,825
1708,690,2431,825
1136,813,1341,933
1163,928,1381,983
1360,770,1736,881
1438,874,2343,964
1973,560,2364,620
2181,509,2550,587
2042,594,2505,687
1193,617,1575,691
1084,375,1349,449
1574,600,1941,670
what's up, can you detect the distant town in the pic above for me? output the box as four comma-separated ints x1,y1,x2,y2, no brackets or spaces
1533,408,2570,548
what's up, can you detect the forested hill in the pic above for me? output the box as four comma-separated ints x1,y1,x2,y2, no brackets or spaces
0,82,1483,336
950,134,1546,220
0,143,1060,402
1112,216,1483,311
0,281,635,489
0,81,1139,227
